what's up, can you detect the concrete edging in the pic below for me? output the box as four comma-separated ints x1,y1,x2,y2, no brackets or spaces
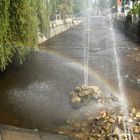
0,125,79,140
39,18,82,44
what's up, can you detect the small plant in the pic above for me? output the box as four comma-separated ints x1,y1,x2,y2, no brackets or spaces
130,3,140,16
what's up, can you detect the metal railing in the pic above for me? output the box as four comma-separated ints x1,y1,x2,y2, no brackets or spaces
114,13,140,24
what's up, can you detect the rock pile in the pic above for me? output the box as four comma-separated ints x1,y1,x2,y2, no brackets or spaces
59,108,140,140
58,86,140,140
70,85,118,109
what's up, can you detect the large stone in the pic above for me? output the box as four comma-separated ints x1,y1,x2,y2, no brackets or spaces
133,126,140,134
119,133,129,140
117,116,123,124
81,85,89,90
74,87,81,93
136,112,140,118
131,108,136,114
71,96,81,103
99,110,107,118
72,122,81,128
90,86,102,95
110,94,118,102
108,118,115,123
128,118,133,123
113,127,120,135
70,92,77,97
79,89,93,97
98,99,104,104
70,85,104,109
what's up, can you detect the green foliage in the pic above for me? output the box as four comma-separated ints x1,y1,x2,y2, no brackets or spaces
72,0,84,15
130,3,140,15
49,0,85,16
49,0,73,16
0,0,13,70
9,0,39,46
35,0,50,36
0,0,49,71
0,0,87,71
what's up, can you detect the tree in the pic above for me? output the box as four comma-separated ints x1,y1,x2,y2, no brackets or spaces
49,0,87,17
0,0,90,71
0,0,49,71
95,0,117,11
72,0,85,15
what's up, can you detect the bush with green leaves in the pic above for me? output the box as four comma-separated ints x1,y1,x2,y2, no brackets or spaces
0,0,49,71
130,3,140,15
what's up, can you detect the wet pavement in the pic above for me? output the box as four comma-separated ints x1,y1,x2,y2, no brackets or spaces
0,16,140,132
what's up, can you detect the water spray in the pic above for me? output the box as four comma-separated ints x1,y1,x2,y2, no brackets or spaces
107,9,134,140
83,0,90,86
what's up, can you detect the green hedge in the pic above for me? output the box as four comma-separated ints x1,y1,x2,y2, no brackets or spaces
0,0,49,71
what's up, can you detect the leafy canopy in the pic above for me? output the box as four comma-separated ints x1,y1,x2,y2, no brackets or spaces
0,0,49,71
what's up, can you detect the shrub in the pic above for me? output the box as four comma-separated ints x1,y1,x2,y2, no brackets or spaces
130,3,140,15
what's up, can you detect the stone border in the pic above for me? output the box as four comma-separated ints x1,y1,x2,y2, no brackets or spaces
0,124,79,140
39,18,82,44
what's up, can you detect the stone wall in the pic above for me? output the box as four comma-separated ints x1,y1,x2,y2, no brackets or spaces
39,18,81,44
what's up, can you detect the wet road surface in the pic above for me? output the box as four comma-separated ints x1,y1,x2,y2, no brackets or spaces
0,16,140,131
